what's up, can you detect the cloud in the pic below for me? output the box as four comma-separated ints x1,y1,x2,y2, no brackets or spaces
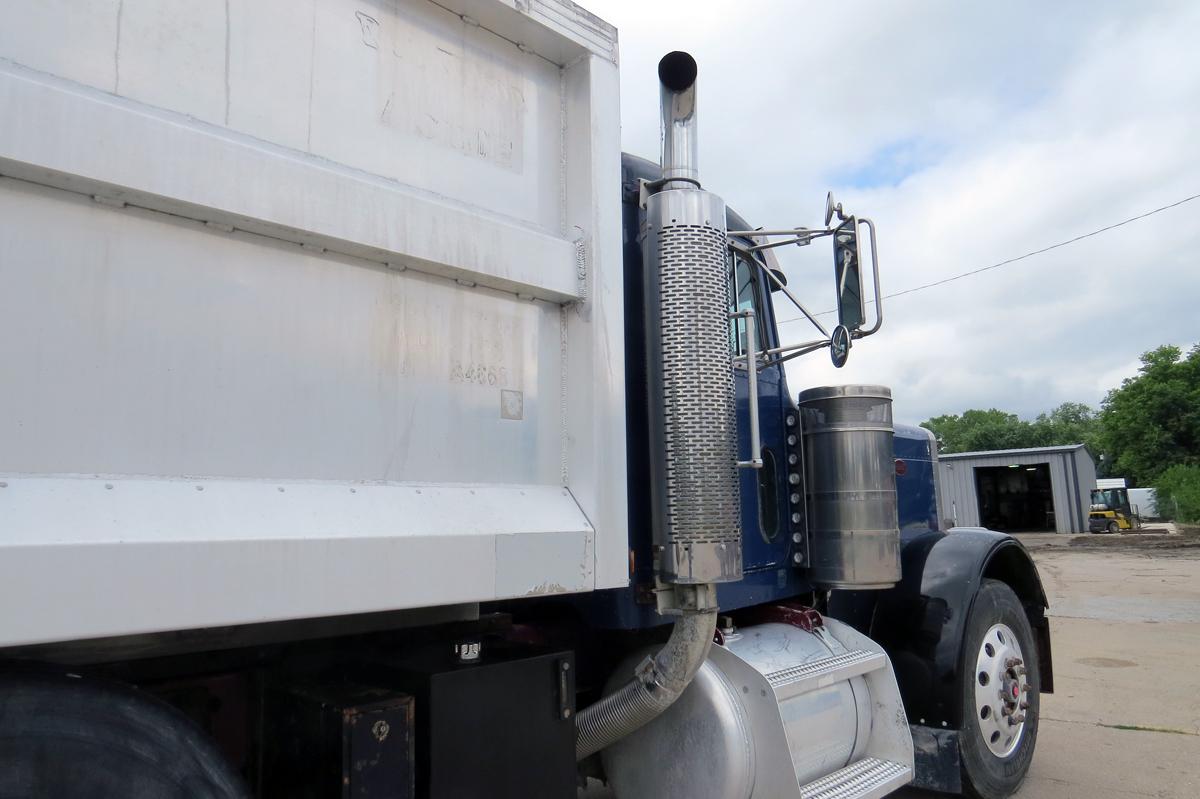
585,0,1200,424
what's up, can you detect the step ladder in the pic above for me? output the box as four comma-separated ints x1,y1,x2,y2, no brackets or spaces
799,757,912,799
766,649,887,700
767,648,913,799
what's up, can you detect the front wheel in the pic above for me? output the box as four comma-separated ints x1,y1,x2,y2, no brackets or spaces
959,579,1040,799
1107,521,1119,534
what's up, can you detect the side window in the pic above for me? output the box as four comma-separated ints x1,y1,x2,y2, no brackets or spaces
729,252,765,356
757,447,780,541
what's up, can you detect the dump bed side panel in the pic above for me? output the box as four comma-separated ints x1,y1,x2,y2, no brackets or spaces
0,0,626,647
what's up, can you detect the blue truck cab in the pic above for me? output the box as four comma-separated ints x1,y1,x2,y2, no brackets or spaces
570,152,1055,797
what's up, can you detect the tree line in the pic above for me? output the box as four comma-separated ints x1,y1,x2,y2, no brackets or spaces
920,344,1200,521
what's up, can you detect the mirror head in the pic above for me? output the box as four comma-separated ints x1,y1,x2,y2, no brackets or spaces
832,216,866,331
825,191,845,228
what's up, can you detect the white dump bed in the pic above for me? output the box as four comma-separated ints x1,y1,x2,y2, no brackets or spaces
0,0,625,647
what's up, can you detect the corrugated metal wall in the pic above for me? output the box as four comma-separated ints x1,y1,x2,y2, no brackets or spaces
937,448,1095,534
1073,448,1097,524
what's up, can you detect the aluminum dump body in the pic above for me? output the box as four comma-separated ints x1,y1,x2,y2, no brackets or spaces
0,0,625,647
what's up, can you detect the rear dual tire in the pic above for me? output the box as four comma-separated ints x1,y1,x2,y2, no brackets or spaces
0,670,245,799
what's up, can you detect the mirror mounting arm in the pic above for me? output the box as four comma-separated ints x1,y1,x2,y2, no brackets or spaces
725,198,883,370
727,228,830,254
755,254,830,339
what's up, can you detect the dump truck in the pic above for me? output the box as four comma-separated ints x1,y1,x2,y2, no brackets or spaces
0,2,1052,797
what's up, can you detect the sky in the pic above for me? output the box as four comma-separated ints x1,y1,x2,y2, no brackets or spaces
581,0,1200,425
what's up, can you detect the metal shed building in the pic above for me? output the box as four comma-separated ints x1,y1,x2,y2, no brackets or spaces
937,444,1096,534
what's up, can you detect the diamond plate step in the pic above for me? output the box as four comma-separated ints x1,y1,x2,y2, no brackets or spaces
800,757,912,799
765,649,887,701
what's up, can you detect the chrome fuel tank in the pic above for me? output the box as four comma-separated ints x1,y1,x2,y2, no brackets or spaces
798,385,901,589
601,619,914,799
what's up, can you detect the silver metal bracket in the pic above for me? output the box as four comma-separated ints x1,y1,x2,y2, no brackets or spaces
638,176,703,209
654,581,720,617
727,226,827,252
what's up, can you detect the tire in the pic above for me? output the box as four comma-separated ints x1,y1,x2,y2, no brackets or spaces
1106,521,1119,534
959,580,1040,799
0,670,247,799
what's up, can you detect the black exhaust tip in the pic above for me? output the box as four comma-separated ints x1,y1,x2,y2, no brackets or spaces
658,51,697,92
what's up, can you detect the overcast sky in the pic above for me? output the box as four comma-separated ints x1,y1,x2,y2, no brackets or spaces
583,0,1200,425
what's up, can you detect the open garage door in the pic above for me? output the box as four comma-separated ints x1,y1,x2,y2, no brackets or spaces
975,463,1055,532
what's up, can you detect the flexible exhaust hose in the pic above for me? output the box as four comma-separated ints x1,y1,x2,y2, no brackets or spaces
575,608,717,761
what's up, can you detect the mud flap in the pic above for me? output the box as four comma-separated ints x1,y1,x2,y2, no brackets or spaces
910,725,962,794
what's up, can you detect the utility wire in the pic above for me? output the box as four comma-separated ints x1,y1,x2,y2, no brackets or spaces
779,192,1200,325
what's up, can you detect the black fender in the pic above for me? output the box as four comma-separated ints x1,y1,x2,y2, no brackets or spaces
831,528,1053,730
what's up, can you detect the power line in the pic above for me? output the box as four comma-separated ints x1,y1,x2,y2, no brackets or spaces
779,191,1200,326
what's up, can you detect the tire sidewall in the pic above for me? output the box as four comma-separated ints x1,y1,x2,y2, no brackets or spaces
959,579,1040,799
0,671,246,799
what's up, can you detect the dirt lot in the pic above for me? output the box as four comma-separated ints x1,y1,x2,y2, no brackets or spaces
897,526,1200,798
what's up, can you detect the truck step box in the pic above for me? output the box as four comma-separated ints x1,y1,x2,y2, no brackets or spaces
603,618,915,799
799,757,913,799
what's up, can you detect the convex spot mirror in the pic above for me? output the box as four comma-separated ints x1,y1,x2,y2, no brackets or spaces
767,268,787,292
832,216,866,332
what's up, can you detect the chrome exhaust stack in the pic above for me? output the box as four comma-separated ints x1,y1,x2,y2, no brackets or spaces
643,51,741,585
576,51,741,761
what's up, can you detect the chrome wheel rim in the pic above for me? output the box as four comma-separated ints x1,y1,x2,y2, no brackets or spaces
974,622,1029,758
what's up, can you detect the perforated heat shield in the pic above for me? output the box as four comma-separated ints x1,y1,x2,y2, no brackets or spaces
642,189,742,584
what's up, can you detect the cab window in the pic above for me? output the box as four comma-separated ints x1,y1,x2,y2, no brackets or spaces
729,252,766,356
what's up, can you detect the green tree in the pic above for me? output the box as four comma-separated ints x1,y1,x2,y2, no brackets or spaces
1098,345,1200,485
1155,464,1200,523
921,409,1034,454
921,402,1100,456
1031,402,1102,457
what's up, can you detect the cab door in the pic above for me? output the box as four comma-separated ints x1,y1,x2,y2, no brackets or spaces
729,250,790,571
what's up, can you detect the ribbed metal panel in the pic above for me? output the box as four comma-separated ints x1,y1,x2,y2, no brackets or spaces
643,188,741,583
800,757,911,799
765,649,886,701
